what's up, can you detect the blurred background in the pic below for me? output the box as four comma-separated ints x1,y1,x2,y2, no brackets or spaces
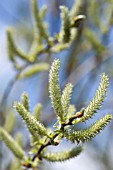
0,0,113,170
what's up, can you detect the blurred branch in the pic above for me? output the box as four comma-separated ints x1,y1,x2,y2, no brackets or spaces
64,47,112,87
0,78,16,112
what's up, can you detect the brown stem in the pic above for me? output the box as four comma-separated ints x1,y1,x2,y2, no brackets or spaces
32,141,51,161
32,133,58,162
31,112,84,163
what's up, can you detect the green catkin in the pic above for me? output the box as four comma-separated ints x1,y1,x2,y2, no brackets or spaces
49,59,63,120
80,73,109,122
18,63,49,79
43,145,83,162
21,92,29,111
14,102,48,136
0,127,24,159
59,6,71,43
61,83,73,117
67,114,112,143
33,103,42,120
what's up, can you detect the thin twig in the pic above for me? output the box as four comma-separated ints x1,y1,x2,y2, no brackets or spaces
31,113,83,164
0,77,16,110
